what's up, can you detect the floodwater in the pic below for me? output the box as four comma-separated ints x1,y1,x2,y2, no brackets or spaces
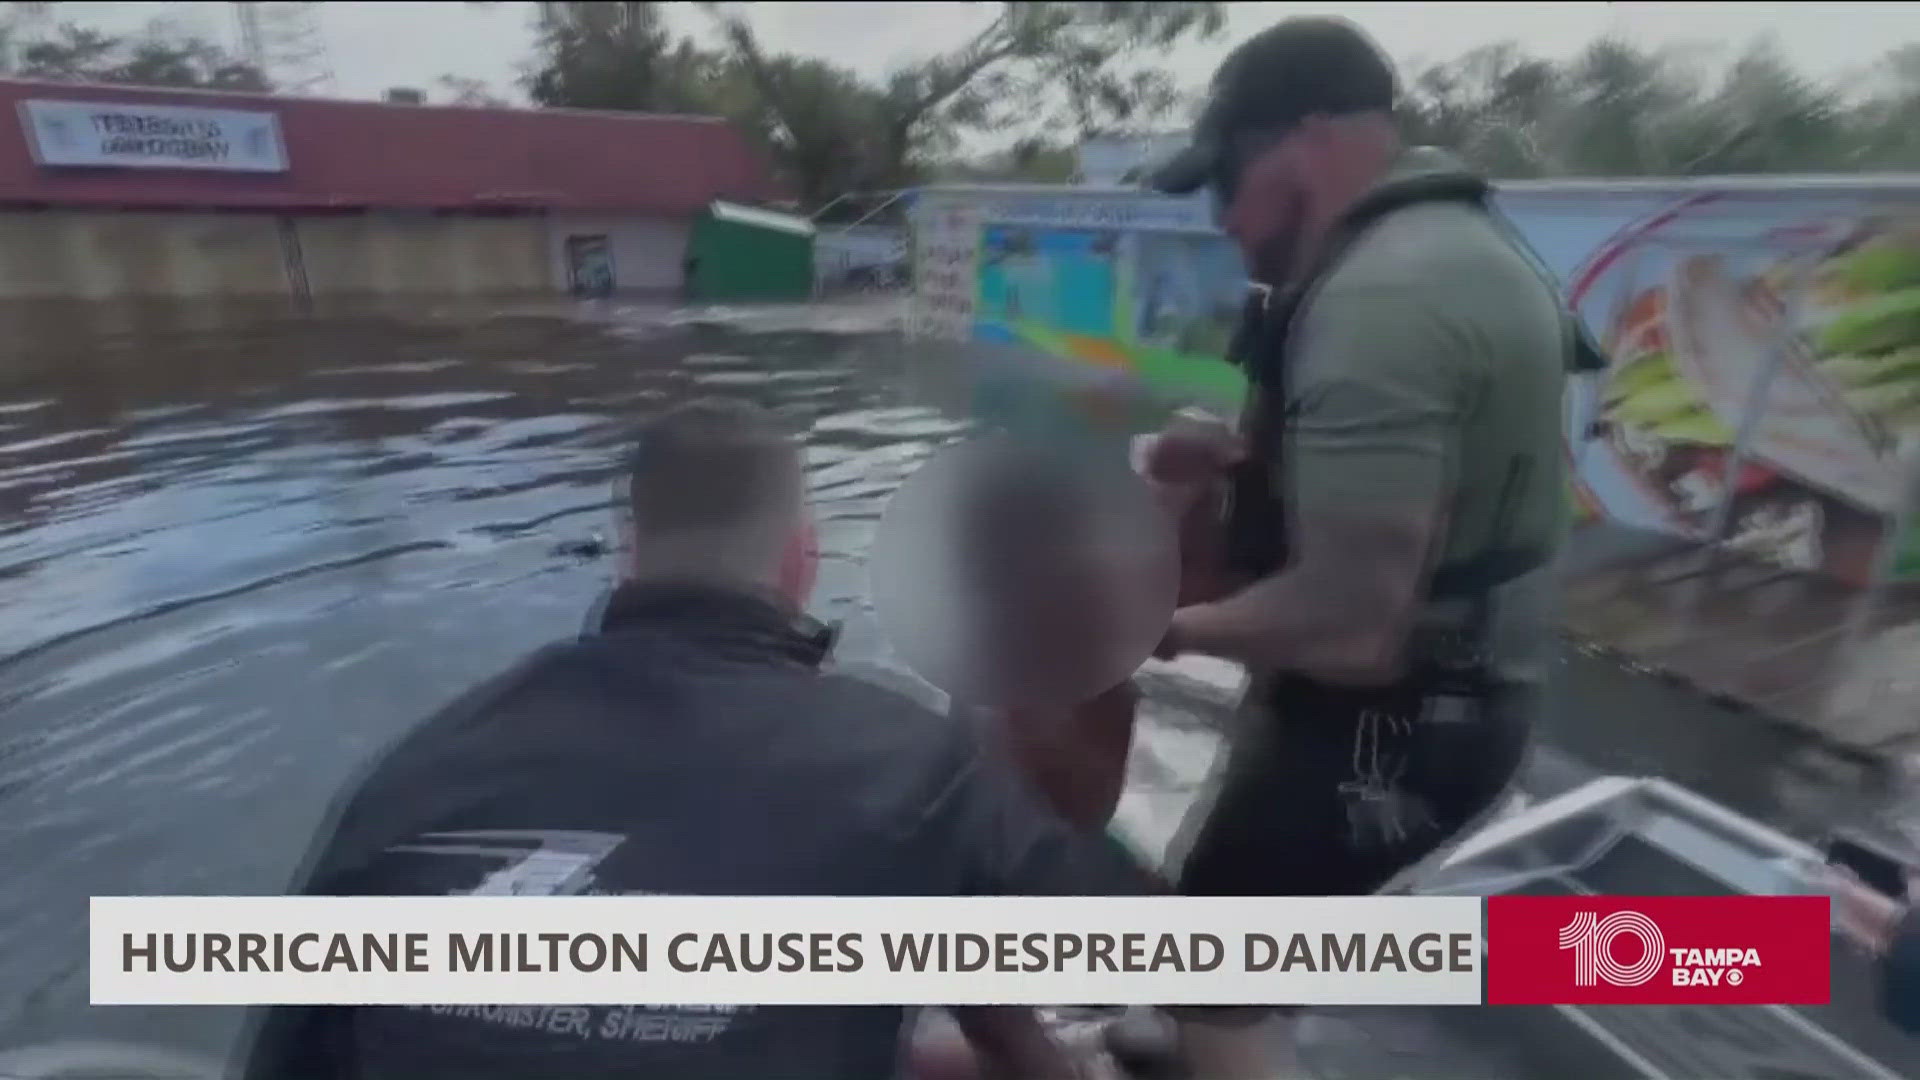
0,299,1897,1067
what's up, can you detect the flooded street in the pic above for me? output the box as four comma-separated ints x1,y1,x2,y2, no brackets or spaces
0,301,1896,1063
0,303,986,1055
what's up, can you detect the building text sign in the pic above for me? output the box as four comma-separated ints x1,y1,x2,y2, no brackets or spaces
910,200,982,342
20,99,289,173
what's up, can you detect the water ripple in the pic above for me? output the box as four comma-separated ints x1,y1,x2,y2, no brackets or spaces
0,312,1120,1056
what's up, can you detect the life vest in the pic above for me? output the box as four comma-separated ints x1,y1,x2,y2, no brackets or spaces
1221,171,1603,604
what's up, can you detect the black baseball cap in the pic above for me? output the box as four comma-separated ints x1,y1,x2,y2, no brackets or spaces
1150,16,1397,195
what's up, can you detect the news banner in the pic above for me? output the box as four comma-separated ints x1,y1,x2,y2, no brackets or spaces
90,895,1833,1007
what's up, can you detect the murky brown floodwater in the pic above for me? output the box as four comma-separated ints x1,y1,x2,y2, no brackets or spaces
0,300,1001,1056
0,298,1898,1070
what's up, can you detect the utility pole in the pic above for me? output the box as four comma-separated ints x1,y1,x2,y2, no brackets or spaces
234,2,266,73
230,1,335,94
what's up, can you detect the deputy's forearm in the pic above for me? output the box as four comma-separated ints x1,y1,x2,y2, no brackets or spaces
1171,569,1401,683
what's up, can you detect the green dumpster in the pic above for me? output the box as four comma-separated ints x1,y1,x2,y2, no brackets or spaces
686,201,816,302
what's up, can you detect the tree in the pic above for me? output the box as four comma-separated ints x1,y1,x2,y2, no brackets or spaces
706,2,1224,210
0,2,52,73
10,19,270,90
520,1,1222,210
1399,43,1562,177
113,35,272,92
514,4,1920,197
702,27,901,211
1553,38,1701,176
1397,35,1920,179
1841,44,1920,171
437,74,508,107
935,136,1078,183
1676,40,1843,175
523,1,715,113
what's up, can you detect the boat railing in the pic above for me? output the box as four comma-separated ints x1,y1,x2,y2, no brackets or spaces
1399,774,1827,898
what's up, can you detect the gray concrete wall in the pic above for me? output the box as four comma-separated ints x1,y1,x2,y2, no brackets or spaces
298,212,549,299
0,211,288,301
0,209,557,304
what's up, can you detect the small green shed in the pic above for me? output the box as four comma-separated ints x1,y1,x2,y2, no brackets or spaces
685,201,816,302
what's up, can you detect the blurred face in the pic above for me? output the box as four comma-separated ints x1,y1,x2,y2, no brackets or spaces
953,483,1101,691
1217,113,1389,287
866,432,1180,710
966,533,1123,702
1217,127,1317,284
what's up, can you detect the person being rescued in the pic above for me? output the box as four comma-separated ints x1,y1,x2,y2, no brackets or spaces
903,445,1169,1080
942,443,1172,834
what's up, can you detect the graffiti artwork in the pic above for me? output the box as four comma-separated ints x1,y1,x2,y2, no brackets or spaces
966,221,1245,407
1570,199,1920,583
911,180,1920,584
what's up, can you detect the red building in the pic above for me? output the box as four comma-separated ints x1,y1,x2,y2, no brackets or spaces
0,78,787,301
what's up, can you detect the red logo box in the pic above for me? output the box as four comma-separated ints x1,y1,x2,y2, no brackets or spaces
1486,895,1831,1006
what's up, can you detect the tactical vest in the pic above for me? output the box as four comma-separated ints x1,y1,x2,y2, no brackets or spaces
1222,172,1602,593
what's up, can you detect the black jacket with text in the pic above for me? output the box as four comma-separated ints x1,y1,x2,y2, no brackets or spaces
233,582,1148,1080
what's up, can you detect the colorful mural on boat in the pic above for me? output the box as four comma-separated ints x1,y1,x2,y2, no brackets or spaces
911,180,1920,586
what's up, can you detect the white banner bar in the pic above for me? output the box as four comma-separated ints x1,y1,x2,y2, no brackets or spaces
20,99,289,173
91,896,1483,1006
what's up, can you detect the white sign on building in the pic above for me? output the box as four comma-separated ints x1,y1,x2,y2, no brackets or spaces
909,200,982,341
19,99,289,173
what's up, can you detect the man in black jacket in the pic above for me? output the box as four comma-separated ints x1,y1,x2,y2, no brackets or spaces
233,398,1151,1080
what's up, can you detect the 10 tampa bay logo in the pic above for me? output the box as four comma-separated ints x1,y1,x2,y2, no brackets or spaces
1559,910,1763,988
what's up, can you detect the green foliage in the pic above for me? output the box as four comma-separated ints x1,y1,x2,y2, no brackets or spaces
435,74,508,108
516,8,1920,203
930,137,1079,184
523,2,714,113
1400,36,1920,178
2,15,270,91
520,1,1225,210
12,3,1920,197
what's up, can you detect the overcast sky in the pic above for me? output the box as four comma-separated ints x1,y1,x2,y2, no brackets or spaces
45,2,1920,109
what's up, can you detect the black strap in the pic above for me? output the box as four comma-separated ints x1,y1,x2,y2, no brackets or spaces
1304,175,1606,377
1225,170,1566,599
1481,205,1611,374
1235,173,1493,385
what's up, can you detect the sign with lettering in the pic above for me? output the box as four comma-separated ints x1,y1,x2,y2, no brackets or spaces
975,190,1214,233
910,200,983,342
19,98,289,173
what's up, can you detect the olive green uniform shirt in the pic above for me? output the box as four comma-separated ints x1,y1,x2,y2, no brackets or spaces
1282,148,1570,687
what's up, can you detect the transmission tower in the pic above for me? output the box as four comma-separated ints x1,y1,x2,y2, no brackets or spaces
230,2,336,94
234,2,264,71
